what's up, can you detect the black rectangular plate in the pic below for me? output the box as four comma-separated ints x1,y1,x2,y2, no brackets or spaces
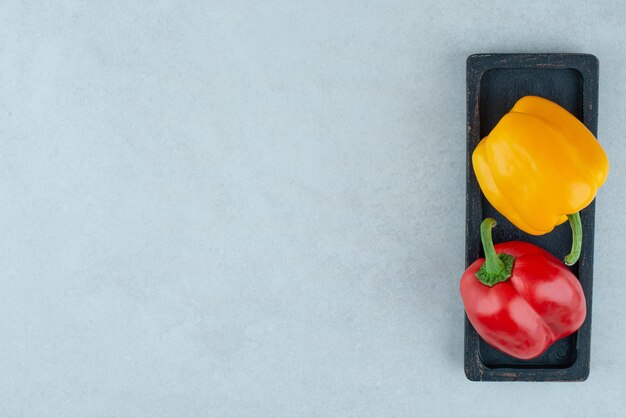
465,53,599,381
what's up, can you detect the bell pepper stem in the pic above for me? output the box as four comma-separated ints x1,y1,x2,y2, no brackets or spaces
481,218,504,273
564,212,582,266
475,218,515,287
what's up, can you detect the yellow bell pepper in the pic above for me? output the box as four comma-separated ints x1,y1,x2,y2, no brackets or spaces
472,96,609,265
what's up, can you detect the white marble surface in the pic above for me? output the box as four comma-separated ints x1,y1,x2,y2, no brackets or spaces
1,1,625,416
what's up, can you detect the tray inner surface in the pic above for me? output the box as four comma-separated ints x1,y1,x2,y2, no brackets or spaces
477,68,583,368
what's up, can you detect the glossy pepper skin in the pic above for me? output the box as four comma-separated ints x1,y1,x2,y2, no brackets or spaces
472,96,609,265
460,218,586,360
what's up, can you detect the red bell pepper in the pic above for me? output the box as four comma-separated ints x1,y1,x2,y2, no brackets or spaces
460,218,587,360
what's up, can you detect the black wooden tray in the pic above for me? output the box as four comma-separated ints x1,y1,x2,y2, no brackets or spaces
465,53,599,381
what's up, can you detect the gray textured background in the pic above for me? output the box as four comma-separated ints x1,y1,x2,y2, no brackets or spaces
1,1,625,417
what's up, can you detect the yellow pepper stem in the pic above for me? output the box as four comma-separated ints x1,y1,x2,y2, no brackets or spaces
564,212,582,266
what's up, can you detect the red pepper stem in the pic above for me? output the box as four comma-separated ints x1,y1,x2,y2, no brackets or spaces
480,218,504,274
475,218,515,287
564,212,582,266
